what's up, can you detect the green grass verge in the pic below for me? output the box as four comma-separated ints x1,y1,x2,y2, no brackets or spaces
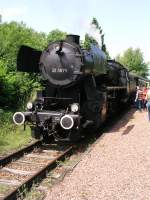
24,186,45,200
0,184,10,194
0,109,32,155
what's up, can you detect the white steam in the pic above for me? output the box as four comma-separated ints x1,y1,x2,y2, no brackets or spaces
88,23,101,44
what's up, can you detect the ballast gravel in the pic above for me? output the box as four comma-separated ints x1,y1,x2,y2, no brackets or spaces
45,109,150,200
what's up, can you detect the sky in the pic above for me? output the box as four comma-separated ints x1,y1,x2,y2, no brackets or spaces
0,0,150,62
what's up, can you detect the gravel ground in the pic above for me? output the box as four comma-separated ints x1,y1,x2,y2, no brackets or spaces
45,109,150,200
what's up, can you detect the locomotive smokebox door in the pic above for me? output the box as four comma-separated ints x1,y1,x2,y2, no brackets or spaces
39,39,83,87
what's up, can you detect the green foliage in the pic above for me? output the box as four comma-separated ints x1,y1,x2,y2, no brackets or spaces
0,21,45,108
0,72,41,108
92,17,102,34
116,48,149,77
0,110,32,155
83,33,98,49
0,21,47,71
0,58,41,108
0,22,68,109
0,185,10,194
91,18,110,58
47,29,67,43
83,17,110,59
24,185,45,200
0,124,31,155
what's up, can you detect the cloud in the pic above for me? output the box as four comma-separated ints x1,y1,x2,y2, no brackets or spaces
0,6,27,19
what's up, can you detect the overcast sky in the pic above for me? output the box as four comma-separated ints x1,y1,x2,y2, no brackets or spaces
0,0,150,62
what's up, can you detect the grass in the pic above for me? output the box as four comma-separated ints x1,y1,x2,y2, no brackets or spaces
0,109,32,155
0,185,10,194
23,185,45,200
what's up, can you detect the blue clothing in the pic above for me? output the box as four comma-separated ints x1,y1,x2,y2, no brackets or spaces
136,99,142,111
146,101,150,121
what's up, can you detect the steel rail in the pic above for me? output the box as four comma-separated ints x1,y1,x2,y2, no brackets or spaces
0,140,42,167
1,146,73,200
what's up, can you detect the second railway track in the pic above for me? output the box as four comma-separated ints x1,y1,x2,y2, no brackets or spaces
0,140,73,200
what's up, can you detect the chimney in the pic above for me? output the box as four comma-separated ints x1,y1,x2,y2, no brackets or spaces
66,34,80,45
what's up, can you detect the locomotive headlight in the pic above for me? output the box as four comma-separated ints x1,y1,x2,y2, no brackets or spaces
71,103,79,113
13,112,25,125
26,102,33,110
60,115,74,130
55,46,60,51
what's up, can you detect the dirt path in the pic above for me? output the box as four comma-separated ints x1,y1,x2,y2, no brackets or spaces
45,109,150,200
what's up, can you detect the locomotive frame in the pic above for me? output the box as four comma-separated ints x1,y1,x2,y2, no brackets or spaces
13,34,148,142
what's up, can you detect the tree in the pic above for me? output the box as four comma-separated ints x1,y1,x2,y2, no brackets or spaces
83,17,110,58
116,48,149,77
0,22,69,108
83,33,98,49
91,18,110,58
0,21,47,108
47,29,66,43
91,18,102,41
0,21,47,71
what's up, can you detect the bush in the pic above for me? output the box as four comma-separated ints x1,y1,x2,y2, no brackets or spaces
0,59,41,108
0,71,41,108
0,21,66,109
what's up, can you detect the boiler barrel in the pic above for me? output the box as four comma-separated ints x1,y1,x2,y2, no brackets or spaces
83,44,107,75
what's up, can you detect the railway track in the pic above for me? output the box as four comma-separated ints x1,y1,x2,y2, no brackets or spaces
0,140,73,200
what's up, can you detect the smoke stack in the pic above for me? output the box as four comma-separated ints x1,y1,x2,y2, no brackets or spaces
66,34,80,45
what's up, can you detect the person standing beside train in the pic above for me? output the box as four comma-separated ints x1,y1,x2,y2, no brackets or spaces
146,88,150,121
135,86,143,111
142,86,148,110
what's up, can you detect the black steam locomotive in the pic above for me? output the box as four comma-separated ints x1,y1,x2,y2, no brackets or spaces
13,35,148,142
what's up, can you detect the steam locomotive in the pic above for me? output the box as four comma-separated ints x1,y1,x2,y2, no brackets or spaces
13,35,148,142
